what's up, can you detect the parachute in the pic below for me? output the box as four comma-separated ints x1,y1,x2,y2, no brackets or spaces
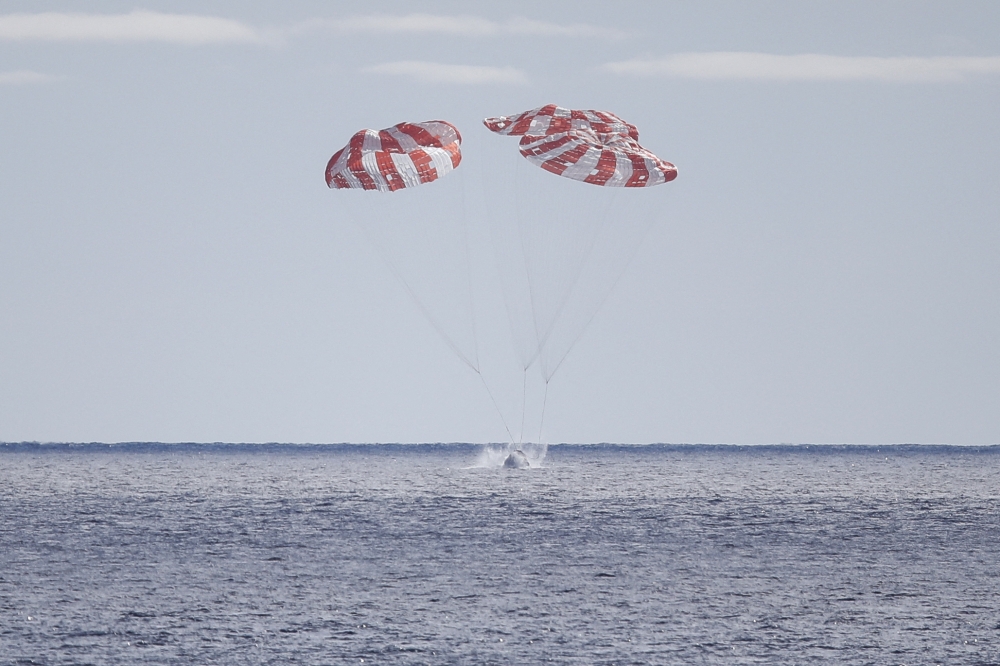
482,104,677,387
483,104,676,187
326,120,462,191
327,108,676,447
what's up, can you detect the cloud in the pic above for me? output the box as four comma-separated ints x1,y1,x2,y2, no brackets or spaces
364,61,527,85
0,70,55,85
298,14,623,39
602,52,1000,82
0,10,264,45
0,11,624,47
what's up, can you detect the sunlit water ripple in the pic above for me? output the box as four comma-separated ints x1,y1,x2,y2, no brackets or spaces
1,443,998,665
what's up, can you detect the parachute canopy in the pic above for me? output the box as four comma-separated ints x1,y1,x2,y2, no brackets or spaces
326,120,462,192
483,104,676,187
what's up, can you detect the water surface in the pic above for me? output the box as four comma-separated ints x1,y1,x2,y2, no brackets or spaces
2,443,998,664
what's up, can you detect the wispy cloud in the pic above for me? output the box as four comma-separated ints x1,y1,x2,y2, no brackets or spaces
0,10,265,45
364,61,527,85
0,69,55,85
0,11,623,46
602,52,1000,82
299,14,624,39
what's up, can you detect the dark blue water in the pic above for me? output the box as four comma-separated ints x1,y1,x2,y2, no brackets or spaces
2,443,998,665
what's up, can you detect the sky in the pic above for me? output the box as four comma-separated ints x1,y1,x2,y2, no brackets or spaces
1,1,998,445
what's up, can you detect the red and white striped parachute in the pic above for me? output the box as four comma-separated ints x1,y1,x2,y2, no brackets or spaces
484,104,640,140
484,104,676,187
326,120,462,192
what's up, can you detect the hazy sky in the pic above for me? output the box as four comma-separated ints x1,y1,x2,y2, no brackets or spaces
2,1,998,445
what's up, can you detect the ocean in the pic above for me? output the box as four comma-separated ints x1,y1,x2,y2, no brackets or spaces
1,443,998,665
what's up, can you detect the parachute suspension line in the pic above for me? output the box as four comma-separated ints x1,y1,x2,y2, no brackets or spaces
510,155,626,380
343,198,479,373
349,181,510,445
537,379,549,445
533,186,616,363
483,142,534,370
459,169,481,371
518,366,528,444
537,186,624,382
544,193,657,381
514,155,545,366
476,369,516,446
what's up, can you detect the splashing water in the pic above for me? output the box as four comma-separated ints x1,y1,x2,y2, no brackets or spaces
471,443,548,468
